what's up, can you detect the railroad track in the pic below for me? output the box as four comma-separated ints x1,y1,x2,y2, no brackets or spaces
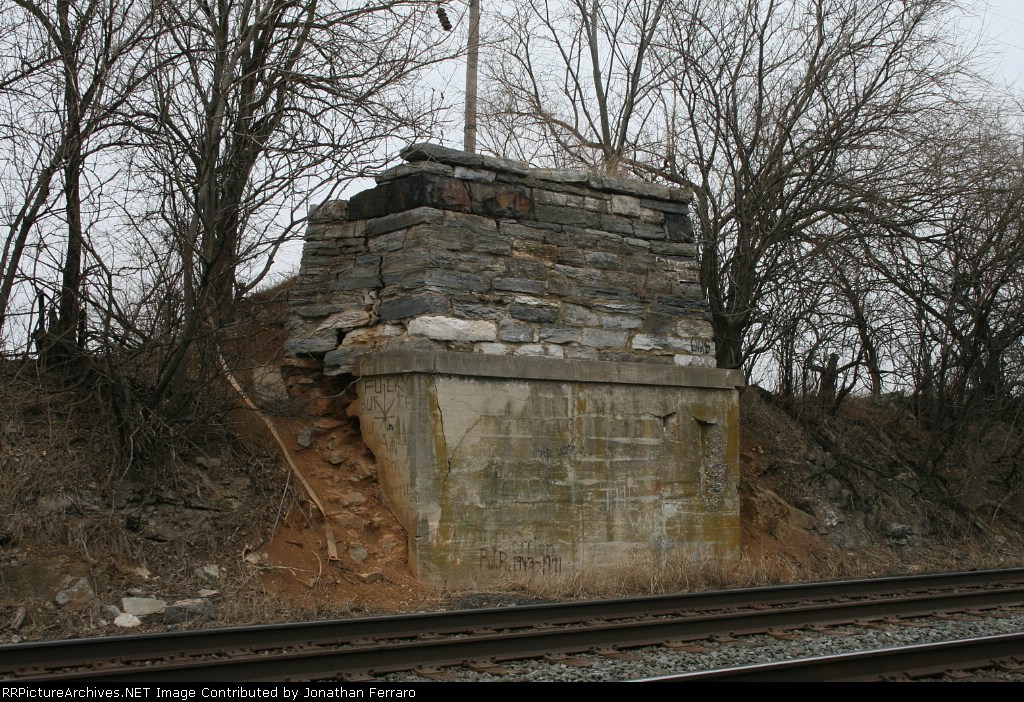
645,631,1024,681
3,568,1024,682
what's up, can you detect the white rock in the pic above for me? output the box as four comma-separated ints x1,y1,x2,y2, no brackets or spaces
407,316,496,342
114,613,141,628
475,342,510,355
196,564,221,582
673,354,716,368
514,344,546,356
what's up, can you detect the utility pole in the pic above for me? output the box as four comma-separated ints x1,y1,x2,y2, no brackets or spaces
464,0,480,153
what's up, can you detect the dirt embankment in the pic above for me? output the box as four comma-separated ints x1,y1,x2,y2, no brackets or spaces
2,288,1022,641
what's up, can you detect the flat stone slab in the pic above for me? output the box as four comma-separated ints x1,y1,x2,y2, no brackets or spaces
356,350,744,389
121,597,167,617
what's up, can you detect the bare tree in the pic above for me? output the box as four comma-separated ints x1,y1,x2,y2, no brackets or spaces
665,0,969,369
858,105,1024,474
481,0,671,171
0,0,159,357
482,0,971,372
117,0,453,416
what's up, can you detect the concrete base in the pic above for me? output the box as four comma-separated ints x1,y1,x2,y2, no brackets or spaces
356,351,742,587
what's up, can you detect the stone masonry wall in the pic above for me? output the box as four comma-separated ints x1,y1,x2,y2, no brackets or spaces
287,143,713,373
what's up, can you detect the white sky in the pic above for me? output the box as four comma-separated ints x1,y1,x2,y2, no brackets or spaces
967,1,1024,90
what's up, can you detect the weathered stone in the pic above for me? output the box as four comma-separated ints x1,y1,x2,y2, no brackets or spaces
323,346,363,373
476,342,511,355
349,174,471,220
296,426,315,448
468,182,532,218
598,214,635,235
510,301,559,323
379,293,449,320
534,203,600,228
196,564,221,582
452,302,505,320
538,325,580,344
534,189,584,207
498,321,536,343
121,596,167,617
584,251,621,269
454,166,497,182
639,208,665,225
342,324,404,347
357,569,385,584
114,613,141,628
316,307,373,331
610,194,642,216
330,268,382,292
54,578,94,608
630,221,666,240
286,333,338,355
164,598,212,625
511,238,560,263
408,316,497,342
294,303,340,318
99,604,121,620
400,142,531,177
676,318,714,338
376,161,454,183
493,278,545,294
651,240,697,256
422,269,491,292
500,220,561,239
599,313,642,330
529,167,591,184
348,543,369,562
665,212,694,243
513,343,560,357
364,206,444,236
563,304,599,326
580,328,628,348
674,354,716,368
368,229,405,253
308,199,348,223
643,313,677,334
634,335,713,357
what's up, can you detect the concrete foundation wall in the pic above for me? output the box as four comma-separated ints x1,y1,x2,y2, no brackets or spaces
357,351,742,587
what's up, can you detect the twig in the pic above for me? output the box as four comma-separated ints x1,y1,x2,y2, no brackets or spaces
216,350,339,561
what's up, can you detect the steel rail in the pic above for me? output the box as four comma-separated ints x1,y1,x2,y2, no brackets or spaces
640,631,1024,681
7,579,1024,682
2,566,1022,678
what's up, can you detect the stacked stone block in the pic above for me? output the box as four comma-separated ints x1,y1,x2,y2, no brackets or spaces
288,143,714,374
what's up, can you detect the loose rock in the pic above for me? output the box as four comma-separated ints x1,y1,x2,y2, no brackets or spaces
54,578,94,608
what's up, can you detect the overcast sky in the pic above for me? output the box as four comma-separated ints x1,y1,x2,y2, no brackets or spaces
965,1,1024,90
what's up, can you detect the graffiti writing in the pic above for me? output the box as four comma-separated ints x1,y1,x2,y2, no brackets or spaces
479,548,563,576
533,444,579,460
